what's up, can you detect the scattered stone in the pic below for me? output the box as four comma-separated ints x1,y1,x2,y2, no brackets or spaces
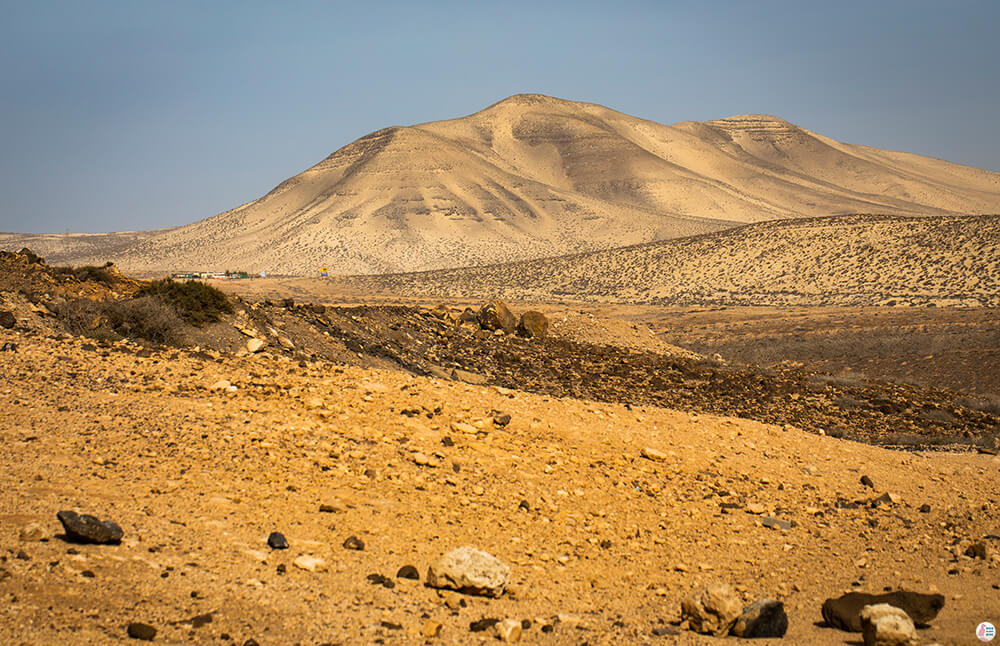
652,626,679,637
641,447,669,461
731,599,788,638
318,503,342,513
426,546,511,597
517,311,549,339
292,555,327,572
761,516,792,530
396,565,419,580
822,591,945,631
493,413,512,427
246,338,266,353
421,619,443,638
0,311,15,329
367,573,395,588
126,622,157,641
494,619,523,642
266,532,289,550
965,542,988,559
745,503,767,515
861,475,875,488
343,536,365,551
19,522,48,542
188,613,213,629
469,618,500,632
919,504,931,513
411,452,439,467
210,379,231,391
56,510,123,545
451,421,478,435
680,583,743,636
452,368,488,385
0,342,16,352
477,301,517,334
860,603,917,646
15,550,29,560
518,500,530,512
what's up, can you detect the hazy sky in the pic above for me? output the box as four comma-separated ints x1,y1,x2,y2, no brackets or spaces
1,1,997,233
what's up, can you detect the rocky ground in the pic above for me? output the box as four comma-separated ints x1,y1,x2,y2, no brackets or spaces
2,327,999,644
3,251,1000,644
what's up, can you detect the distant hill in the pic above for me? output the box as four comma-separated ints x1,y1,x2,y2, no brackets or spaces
3,94,999,274
332,214,1000,307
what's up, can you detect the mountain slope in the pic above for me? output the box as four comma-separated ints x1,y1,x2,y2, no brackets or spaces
9,94,1000,274
334,214,1000,307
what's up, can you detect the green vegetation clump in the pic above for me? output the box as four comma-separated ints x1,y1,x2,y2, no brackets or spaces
137,278,233,326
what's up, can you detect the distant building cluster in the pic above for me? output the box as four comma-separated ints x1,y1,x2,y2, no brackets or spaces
170,271,263,280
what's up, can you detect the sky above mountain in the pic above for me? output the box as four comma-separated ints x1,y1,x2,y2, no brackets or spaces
1,0,997,233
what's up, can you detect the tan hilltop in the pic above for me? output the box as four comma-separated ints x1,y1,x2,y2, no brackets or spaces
6,94,1000,274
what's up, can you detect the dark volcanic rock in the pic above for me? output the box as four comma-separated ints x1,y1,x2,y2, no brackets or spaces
0,310,15,329
517,311,549,338
57,510,123,544
266,532,289,550
343,535,365,551
860,475,874,488
469,618,500,632
477,301,517,334
126,622,157,640
966,542,988,559
822,590,945,631
396,565,419,580
731,599,788,638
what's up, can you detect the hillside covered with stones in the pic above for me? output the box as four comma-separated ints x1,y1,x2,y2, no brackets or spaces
334,214,1000,307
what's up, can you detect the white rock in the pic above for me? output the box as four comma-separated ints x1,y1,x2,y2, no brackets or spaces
293,555,327,572
860,603,917,646
19,522,48,542
247,338,266,353
493,619,522,642
210,379,231,390
426,546,510,597
641,447,668,461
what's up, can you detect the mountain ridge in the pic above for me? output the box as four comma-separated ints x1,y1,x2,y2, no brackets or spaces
3,94,998,274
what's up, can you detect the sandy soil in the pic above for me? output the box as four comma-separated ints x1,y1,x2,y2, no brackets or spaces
2,327,999,645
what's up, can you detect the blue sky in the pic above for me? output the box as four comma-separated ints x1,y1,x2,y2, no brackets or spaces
1,1,997,233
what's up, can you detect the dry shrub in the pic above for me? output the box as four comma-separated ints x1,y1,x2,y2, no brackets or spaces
137,278,232,326
55,296,185,345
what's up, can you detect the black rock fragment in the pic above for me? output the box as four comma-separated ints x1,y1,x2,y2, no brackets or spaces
57,510,123,545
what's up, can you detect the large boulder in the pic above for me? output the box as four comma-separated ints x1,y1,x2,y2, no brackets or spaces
860,604,917,646
56,510,123,544
517,311,549,339
477,301,517,335
426,546,510,597
681,583,743,636
822,590,944,632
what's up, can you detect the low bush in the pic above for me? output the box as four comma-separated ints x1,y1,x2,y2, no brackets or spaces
137,278,233,326
51,263,118,285
55,296,186,345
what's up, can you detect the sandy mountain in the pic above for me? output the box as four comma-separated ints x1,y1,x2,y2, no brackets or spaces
336,214,1000,307
8,94,1000,274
